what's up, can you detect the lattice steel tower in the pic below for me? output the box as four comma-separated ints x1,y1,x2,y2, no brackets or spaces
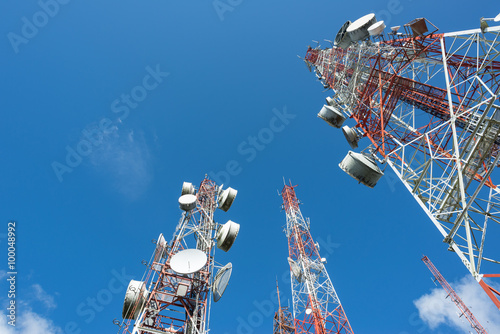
422,255,488,334
116,176,240,334
273,282,295,334
304,13,500,308
280,183,354,334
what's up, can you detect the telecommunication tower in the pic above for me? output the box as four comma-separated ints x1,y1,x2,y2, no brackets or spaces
422,255,487,334
280,183,354,334
115,176,240,334
273,282,295,334
304,13,500,308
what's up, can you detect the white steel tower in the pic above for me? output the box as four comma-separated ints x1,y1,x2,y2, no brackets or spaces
304,13,500,308
115,177,240,334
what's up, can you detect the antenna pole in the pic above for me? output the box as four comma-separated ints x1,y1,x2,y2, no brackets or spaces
422,256,488,334
274,281,295,334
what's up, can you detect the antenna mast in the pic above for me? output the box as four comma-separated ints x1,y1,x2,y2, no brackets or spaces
304,13,500,308
116,177,240,334
280,183,354,334
422,255,488,334
273,281,295,334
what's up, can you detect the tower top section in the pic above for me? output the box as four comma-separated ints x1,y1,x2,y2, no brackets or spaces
281,183,299,214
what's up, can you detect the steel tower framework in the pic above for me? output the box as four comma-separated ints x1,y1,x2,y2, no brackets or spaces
281,183,354,334
116,177,238,334
422,255,487,334
273,283,295,334
304,16,500,308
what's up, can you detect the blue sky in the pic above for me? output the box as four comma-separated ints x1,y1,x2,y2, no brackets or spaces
1,1,500,333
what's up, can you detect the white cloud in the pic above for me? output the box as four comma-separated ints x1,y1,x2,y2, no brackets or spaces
414,275,500,333
0,306,62,334
31,284,56,309
0,283,62,334
89,125,153,200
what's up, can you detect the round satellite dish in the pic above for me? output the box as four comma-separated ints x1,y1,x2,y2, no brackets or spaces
391,25,401,33
288,257,303,282
334,20,352,49
218,187,237,212
338,151,384,188
213,263,232,302
495,13,500,22
122,280,148,320
342,125,359,149
181,182,195,195
305,308,312,315
346,13,376,42
368,21,385,36
318,105,345,128
216,220,240,252
156,233,167,259
170,249,207,274
179,194,197,211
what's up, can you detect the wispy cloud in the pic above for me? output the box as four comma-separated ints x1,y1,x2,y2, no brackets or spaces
0,307,62,334
414,275,500,333
31,284,57,309
89,125,153,200
0,283,62,334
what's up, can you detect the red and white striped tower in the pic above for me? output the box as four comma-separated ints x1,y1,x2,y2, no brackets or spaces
422,255,488,334
273,282,295,334
281,183,354,334
116,176,239,334
304,14,500,308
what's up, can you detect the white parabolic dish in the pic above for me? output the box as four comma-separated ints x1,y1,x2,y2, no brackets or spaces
218,187,237,212
170,249,207,274
346,13,376,42
368,21,385,36
346,13,376,33
122,280,148,320
287,257,303,282
213,263,232,302
216,220,240,252
181,182,195,195
179,194,197,211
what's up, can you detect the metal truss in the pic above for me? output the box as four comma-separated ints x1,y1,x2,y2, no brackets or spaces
422,255,488,334
273,282,296,334
116,178,224,334
305,20,500,308
281,184,354,334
